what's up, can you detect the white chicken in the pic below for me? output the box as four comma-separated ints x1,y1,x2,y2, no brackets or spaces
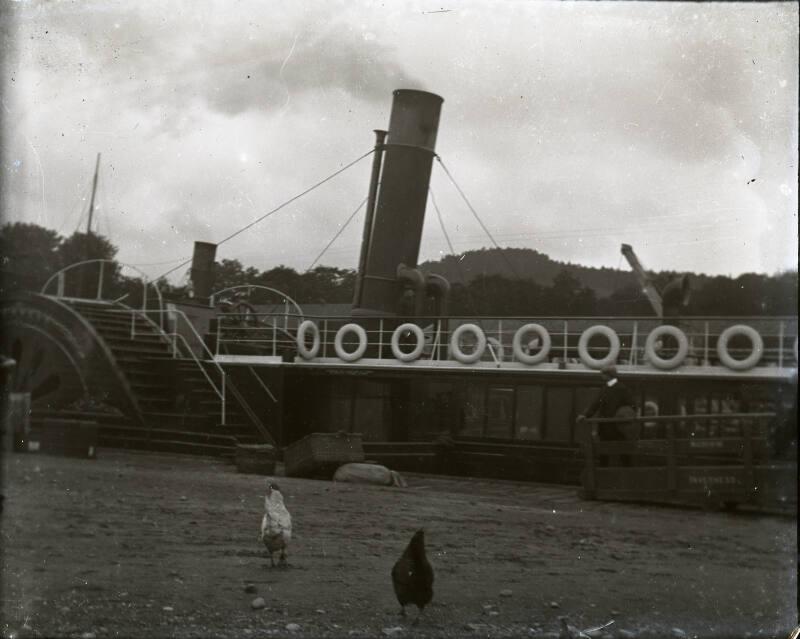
259,482,292,567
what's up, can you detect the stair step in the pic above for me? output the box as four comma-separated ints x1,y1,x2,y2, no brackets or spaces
98,434,235,457
107,343,172,354
98,332,167,344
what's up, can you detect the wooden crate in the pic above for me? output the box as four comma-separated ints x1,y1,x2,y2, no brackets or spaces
235,444,276,475
284,432,364,478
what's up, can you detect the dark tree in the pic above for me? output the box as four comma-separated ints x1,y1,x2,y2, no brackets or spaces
0,223,63,295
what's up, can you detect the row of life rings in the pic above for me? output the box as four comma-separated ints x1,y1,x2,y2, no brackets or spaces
295,320,789,371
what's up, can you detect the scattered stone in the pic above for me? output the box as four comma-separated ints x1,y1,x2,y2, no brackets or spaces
162,606,174,612
285,623,301,632
316,609,326,614
251,597,266,610
60,606,70,613
549,601,560,609
488,610,500,617
180,496,188,501
610,610,621,616
81,633,96,639
244,584,257,594
618,632,636,639
382,628,403,637
670,629,687,639
500,589,513,598
465,623,481,631
483,604,494,611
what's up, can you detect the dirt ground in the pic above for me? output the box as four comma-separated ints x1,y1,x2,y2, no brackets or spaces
1,448,796,639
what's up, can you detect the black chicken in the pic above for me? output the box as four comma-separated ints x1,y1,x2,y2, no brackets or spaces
391,529,434,624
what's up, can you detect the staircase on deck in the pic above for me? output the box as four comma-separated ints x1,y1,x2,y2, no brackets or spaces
38,300,268,457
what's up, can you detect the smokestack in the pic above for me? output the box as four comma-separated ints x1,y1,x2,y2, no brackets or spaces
353,89,444,316
190,241,217,301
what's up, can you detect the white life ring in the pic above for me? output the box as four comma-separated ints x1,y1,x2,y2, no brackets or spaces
512,323,552,365
717,324,763,371
296,320,321,360
485,337,505,362
450,323,487,364
334,323,368,362
644,325,689,370
578,325,620,369
391,323,425,362
794,337,798,365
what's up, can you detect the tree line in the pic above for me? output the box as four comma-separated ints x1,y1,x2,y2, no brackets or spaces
1,222,796,317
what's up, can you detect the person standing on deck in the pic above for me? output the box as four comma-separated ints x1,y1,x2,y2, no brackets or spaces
576,365,637,466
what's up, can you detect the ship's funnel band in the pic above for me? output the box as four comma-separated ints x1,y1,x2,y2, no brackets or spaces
362,274,401,284
383,142,438,156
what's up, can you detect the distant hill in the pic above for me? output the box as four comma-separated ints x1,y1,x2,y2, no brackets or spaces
419,247,660,297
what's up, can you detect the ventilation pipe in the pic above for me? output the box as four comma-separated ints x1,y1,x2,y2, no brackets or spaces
396,264,426,316
352,89,444,316
189,241,217,302
425,273,450,317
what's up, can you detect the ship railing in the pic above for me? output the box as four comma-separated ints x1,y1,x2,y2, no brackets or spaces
41,259,165,325
213,313,798,372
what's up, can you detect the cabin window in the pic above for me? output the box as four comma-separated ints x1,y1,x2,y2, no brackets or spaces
640,393,663,439
353,380,391,441
461,382,485,437
328,378,354,432
573,387,598,444
545,387,574,442
515,386,543,440
486,387,514,439
690,394,711,436
409,381,455,440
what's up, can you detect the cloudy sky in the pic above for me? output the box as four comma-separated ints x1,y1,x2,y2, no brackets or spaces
2,0,797,284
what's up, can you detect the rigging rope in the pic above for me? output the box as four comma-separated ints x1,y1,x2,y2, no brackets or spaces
428,187,489,344
306,196,368,272
435,155,523,281
428,187,457,258
155,148,375,281
131,256,193,267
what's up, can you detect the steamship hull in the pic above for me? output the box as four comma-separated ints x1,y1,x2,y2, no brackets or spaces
4,88,796,511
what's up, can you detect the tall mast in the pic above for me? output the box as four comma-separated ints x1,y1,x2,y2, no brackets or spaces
86,153,101,235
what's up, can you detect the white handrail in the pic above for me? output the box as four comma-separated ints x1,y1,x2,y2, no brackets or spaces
41,258,164,316
209,284,304,318
168,332,224,399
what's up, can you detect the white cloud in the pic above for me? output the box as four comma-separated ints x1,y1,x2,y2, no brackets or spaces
2,0,797,281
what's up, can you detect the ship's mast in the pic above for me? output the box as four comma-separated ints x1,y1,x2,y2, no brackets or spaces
86,152,101,235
